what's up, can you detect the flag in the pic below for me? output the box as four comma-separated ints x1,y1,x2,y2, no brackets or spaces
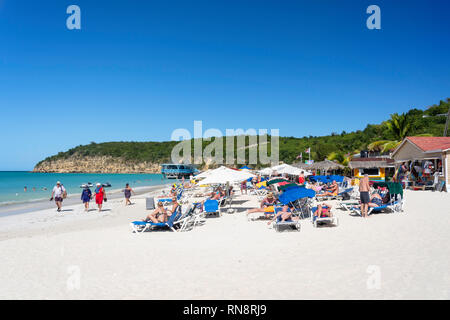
296,153,302,159
305,148,310,153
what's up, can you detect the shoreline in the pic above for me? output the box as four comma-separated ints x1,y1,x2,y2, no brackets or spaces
0,183,171,218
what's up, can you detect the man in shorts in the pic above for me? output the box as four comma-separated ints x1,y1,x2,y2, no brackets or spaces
359,174,370,218
50,181,66,212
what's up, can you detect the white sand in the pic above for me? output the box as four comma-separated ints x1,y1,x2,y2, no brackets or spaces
0,189,449,299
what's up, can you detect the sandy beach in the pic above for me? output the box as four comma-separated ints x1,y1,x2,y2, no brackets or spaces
0,187,449,300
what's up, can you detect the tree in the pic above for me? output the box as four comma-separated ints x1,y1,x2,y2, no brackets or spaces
386,113,411,141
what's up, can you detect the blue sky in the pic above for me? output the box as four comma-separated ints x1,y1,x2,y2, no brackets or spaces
0,0,449,170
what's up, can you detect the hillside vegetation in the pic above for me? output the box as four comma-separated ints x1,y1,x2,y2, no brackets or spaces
35,98,449,170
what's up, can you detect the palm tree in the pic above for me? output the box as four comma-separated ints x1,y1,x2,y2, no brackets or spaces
386,113,411,141
327,151,353,166
368,113,432,153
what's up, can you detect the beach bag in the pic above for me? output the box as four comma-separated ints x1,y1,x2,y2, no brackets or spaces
62,186,67,199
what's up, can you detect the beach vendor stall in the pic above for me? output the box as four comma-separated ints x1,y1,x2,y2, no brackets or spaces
391,137,450,191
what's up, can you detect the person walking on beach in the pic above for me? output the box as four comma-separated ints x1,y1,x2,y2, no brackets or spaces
81,186,92,212
50,181,66,213
123,183,135,206
94,183,106,212
359,174,370,218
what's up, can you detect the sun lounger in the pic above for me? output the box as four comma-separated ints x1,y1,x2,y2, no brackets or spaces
272,206,301,232
316,187,353,201
349,197,404,216
158,190,183,203
130,206,182,233
173,204,197,232
204,199,221,218
311,206,338,227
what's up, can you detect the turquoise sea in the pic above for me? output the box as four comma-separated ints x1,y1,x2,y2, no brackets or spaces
0,172,171,205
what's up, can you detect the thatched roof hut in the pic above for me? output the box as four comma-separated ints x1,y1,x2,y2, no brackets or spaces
349,158,394,169
308,159,345,171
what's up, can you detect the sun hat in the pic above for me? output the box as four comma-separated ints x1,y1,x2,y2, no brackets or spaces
96,183,101,186
56,181,61,184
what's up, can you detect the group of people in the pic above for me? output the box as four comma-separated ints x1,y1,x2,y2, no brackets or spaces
49,181,135,212
246,191,334,225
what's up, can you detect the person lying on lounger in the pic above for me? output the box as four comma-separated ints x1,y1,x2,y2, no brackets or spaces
142,201,168,223
313,202,333,222
317,180,338,197
267,205,299,225
352,192,383,210
246,192,278,216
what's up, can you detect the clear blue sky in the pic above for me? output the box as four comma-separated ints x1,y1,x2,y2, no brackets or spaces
0,0,449,170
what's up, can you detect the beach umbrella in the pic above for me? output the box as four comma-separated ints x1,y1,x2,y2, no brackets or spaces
266,178,289,186
279,187,316,205
239,166,251,170
278,183,300,191
276,164,303,176
195,169,213,179
259,167,273,176
199,166,255,185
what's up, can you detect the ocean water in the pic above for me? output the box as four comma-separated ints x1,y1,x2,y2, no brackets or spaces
0,172,171,205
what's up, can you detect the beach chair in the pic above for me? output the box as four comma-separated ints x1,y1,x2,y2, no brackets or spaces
311,206,339,228
130,206,182,233
349,197,403,216
271,206,301,232
173,204,196,232
338,199,360,212
423,174,440,191
204,199,221,218
190,202,207,227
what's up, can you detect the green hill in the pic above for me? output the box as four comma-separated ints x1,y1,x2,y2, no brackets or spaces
35,98,449,171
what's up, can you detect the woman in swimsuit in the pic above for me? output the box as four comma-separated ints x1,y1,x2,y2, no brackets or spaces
143,201,168,223
313,202,333,222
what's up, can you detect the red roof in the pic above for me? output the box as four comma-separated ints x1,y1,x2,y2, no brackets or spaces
406,136,450,152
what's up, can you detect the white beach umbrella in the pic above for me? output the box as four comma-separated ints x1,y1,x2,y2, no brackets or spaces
199,166,255,185
195,169,213,179
259,167,273,176
277,164,303,176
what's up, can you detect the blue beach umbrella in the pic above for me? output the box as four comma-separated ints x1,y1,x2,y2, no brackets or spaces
279,187,316,205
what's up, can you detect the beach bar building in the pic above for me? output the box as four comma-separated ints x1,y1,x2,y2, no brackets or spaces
349,157,395,182
391,137,450,191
